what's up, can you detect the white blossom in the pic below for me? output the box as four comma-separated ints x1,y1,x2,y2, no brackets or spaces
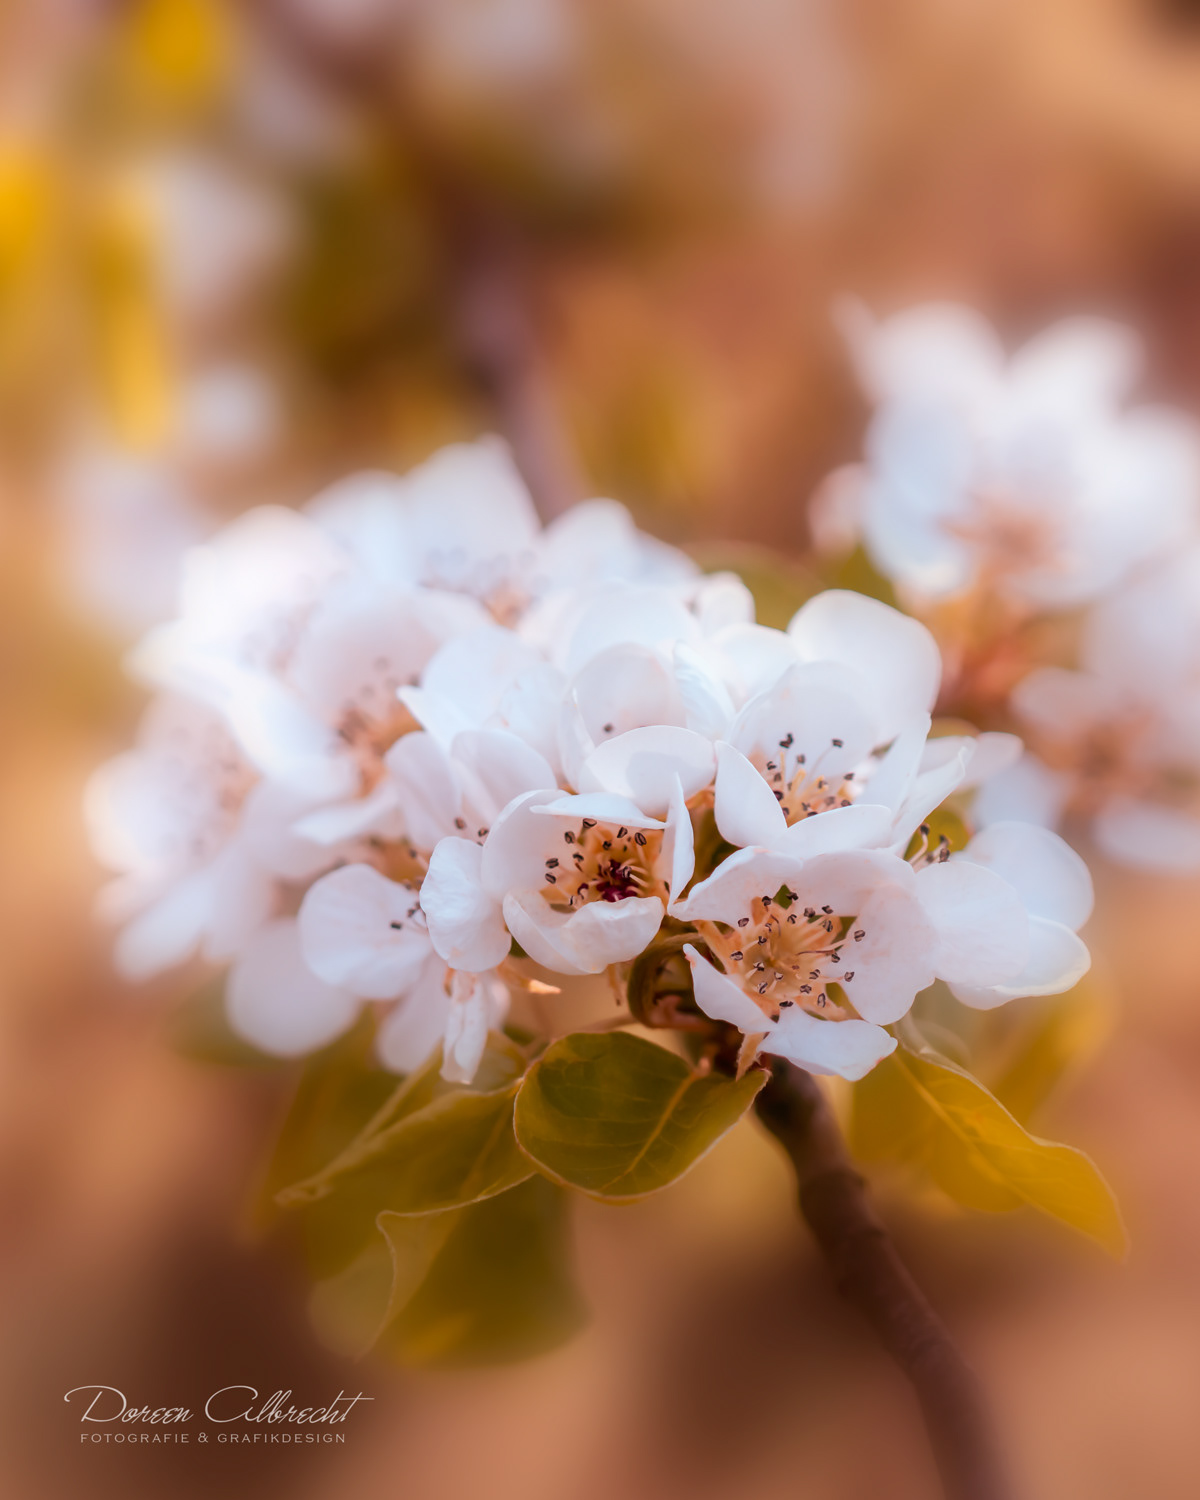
838,302,1199,609
979,544,1200,871
676,817,1091,1081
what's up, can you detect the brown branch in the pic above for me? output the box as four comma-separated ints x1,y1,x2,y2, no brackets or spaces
248,0,580,521
755,1058,1011,1500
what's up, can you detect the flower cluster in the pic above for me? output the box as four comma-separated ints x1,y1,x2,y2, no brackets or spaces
88,437,1093,1086
819,301,1200,874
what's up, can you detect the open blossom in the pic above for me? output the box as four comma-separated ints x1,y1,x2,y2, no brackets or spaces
677,819,1092,1082
422,785,695,977
978,545,1200,872
828,302,1198,610
293,864,509,1082
85,696,341,981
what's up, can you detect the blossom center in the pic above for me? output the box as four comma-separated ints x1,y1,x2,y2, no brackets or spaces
541,819,666,911
335,662,421,785
701,892,867,1023
751,736,857,826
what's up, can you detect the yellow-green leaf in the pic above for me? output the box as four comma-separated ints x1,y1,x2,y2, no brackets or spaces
891,1038,1126,1256
375,1177,587,1367
514,1031,765,1201
991,983,1111,1125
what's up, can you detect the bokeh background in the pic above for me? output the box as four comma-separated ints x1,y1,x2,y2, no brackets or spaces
3,2,1200,1496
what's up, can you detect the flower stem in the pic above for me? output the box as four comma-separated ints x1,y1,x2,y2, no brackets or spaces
755,1058,1010,1500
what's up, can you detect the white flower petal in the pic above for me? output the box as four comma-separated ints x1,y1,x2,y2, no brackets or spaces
114,872,215,981
579,725,715,818
763,1009,897,1082
729,661,877,781
480,790,569,897
662,775,696,905
685,946,774,1033
950,917,1090,1008
778,802,894,858
422,838,511,971
916,858,1029,986
501,890,663,975
293,781,404,846
564,584,698,675
241,780,343,879
674,846,807,923
449,729,557,826
566,644,684,746
385,732,463,850
713,741,788,849
376,954,453,1074
961,821,1093,930
841,881,937,1023
673,641,735,739
421,625,546,731
787,590,941,741
531,791,663,830
864,713,932,814
298,865,430,999
891,744,971,849
442,972,510,1085
226,919,359,1056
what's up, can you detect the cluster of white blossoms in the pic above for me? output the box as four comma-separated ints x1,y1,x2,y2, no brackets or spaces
816,301,1200,875
87,437,1095,1086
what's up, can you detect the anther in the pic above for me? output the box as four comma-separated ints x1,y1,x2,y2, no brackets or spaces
737,917,750,928
634,831,647,846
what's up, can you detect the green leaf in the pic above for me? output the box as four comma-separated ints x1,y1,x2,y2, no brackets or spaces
307,1237,396,1359
888,1034,1126,1256
374,1177,587,1367
276,1080,533,1217
514,1031,765,1200
274,1032,534,1278
255,1016,397,1226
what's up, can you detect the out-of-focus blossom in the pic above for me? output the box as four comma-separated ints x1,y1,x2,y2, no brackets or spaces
979,546,1200,872
59,447,206,633
677,817,1091,1081
834,302,1199,611
86,695,341,981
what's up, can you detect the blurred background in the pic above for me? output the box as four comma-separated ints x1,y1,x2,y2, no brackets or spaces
3,1,1200,1496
